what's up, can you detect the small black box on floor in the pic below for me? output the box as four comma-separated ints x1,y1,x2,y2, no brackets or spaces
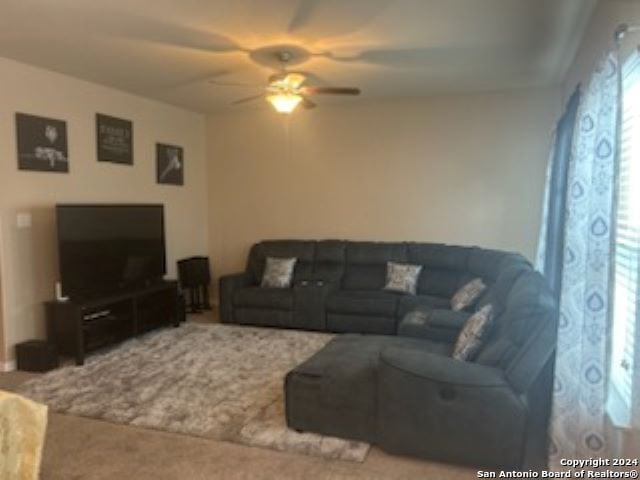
16,340,59,372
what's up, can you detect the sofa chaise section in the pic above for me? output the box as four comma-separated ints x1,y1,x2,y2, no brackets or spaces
285,334,451,442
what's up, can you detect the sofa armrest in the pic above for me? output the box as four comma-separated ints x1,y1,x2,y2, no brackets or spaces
380,346,507,387
397,309,469,343
428,309,469,329
219,272,252,323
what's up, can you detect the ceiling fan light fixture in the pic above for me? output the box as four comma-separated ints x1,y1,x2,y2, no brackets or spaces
266,92,302,114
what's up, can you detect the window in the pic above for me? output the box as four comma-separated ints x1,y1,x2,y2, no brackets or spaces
608,50,640,427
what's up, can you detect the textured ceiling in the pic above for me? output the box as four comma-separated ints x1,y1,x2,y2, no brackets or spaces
0,0,596,112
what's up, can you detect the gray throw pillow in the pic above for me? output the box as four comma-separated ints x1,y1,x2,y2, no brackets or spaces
261,257,297,288
451,278,486,311
383,262,422,295
452,304,494,361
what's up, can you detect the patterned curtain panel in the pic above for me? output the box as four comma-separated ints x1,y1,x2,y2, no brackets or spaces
540,53,620,468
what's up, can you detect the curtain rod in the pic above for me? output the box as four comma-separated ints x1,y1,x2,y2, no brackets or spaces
615,23,640,44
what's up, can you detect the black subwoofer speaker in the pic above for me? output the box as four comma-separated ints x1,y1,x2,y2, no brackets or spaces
177,256,211,313
16,340,59,372
177,291,187,323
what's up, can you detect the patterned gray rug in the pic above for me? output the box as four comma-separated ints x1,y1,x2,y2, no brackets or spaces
18,323,370,462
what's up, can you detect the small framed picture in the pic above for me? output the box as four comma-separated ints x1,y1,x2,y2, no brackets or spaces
96,113,133,164
16,112,69,173
156,143,183,185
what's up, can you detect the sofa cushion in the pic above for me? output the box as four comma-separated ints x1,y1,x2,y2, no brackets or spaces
425,309,471,330
451,278,486,311
260,257,297,288
234,287,294,310
313,240,346,281
235,308,293,327
343,242,406,290
406,243,471,270
247,240,315,284
326,290,399,317
398,294,450,317
453,305,495,361
476,261,530,315
384,262,422,294
346,242,407,264
416,269,472,297
468,248,528,282
327,314,397,335
398,308,469,342
343,264,387,290
476,271,553,368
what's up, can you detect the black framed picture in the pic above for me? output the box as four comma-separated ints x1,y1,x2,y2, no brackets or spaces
16,113,69,173
156,143,184,185
96,113,133,164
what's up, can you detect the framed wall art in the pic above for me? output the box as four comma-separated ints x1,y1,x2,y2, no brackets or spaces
16,112,69,173
156,143,183,186
96,113,133,165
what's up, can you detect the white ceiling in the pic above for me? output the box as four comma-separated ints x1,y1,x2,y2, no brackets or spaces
0,0,596,113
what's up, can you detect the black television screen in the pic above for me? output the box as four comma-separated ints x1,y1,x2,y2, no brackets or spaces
56,204,166,298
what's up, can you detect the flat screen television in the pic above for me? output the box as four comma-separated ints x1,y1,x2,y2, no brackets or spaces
56,204,166,299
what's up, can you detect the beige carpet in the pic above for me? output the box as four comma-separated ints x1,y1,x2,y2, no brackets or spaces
17,323,370,462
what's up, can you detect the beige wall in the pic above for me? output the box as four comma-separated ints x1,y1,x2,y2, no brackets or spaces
207,88,560,286
0,57,208,364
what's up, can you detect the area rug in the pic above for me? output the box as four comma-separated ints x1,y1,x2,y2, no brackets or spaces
18,323,370,462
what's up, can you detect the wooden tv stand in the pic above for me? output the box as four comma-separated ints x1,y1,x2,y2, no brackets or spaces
46,281,180,365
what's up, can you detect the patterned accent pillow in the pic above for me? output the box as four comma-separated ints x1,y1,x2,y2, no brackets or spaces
451,278,486,311
452,304,494,361
260,257,297,288
383,262,423,295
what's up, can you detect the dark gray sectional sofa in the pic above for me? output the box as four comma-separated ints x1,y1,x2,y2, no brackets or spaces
219,240,557,469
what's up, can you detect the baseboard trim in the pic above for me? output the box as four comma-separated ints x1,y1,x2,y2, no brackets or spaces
1,360,16,372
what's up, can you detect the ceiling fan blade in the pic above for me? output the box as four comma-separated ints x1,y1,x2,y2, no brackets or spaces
287,0,317,32
230,94,264,106
302,97,317,109
322,47,483,68
210,80,264,88
164,70,231,89
47,5,246,55
288,0,390,37
301,86,361,96
108,18,243,54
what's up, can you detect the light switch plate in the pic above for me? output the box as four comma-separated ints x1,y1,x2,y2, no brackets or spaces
16,212,32,229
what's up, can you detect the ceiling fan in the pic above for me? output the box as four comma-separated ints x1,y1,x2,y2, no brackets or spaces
210,50,361,114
